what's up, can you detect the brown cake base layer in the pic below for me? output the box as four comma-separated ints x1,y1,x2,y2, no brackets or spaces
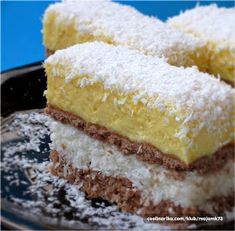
50,150,234,223
45,105,234,174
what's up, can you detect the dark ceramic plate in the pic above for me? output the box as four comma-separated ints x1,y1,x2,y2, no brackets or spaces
1,63,234,230
1,63,42,230
1,62,52,230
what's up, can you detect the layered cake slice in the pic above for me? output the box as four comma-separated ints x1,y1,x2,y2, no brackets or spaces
168,4,235,85
43,0,209,72
44,42,234,221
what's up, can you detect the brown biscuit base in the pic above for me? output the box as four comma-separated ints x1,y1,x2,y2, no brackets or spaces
50,150,234,222
45,105,234,174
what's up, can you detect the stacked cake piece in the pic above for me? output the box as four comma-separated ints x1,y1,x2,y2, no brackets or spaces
44,42,234,219
168,4,235,85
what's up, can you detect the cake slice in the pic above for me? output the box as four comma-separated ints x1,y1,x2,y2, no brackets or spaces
43,0,209,72
44,42,234,171
168,4,235,85
45,42,234,224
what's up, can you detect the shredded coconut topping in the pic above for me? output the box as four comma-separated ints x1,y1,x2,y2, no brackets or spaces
45,42,234,136
43,0,203,58
168,4,235,49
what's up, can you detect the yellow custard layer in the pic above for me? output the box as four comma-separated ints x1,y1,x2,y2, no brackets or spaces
43,12,112,51
46,75,233,165
208,43,234,84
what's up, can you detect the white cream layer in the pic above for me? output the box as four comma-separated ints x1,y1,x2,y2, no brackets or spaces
50,120,234,212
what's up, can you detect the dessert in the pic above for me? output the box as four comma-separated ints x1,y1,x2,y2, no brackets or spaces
44,42,234,220
43,0,209,72
168,4,235,85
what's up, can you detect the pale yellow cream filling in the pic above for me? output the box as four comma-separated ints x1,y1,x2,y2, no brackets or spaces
208,42,234,84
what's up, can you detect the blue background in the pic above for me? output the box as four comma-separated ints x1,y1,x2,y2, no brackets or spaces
1,0,234,72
